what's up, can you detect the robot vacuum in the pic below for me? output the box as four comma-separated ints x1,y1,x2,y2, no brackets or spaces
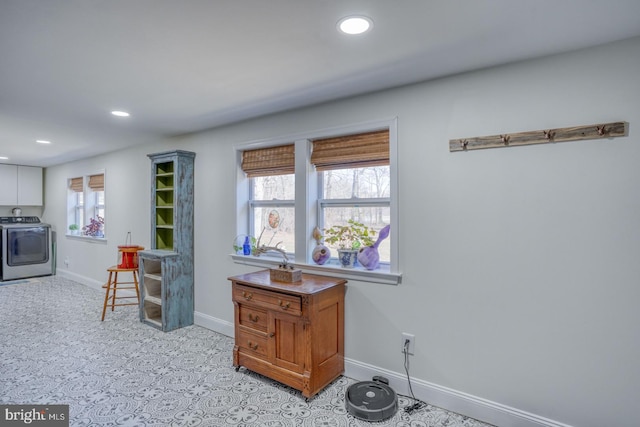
345,376,398,421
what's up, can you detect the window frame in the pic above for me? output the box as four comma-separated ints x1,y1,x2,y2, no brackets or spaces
233,118,400,285
317,195,392,268
66,171,107,241
75,191,84,230
248,197,296,255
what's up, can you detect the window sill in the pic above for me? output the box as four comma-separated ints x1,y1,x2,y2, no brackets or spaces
230,254,401,285
66,234,108,244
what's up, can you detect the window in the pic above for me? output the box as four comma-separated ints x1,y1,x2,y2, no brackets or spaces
68,177,84,232
235,119,399,284
242,145,295,254
312,130,391,265
67,172,106,238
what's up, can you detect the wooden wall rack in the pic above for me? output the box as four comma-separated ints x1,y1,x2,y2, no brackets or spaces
449,121,628,152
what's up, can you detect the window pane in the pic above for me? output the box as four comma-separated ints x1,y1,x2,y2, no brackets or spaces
76,207,85,229
323,166,389,199
76,192,84,228
252,175,295,200
322,206,390,263
253,207,295,254
95,191,105,219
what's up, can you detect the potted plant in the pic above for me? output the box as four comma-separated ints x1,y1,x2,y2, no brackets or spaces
68,224,79,235
324,219,376,268
83,216,104,237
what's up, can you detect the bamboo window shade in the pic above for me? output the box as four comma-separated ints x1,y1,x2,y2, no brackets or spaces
69,177,83,192
88,174,104,191
242,144,295,177
311,129,389,171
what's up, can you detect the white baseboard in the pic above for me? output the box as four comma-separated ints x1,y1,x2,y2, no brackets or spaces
57,269,104,291
194,310,235,337
194,311,571,427
343,358,572,427
56,269,137,297
56,272,569,427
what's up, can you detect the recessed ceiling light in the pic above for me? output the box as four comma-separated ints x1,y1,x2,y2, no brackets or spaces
36,140,51,144
111,110,130,117
337,16,372,35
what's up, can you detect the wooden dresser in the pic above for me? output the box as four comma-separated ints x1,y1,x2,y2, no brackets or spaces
228,269,346,398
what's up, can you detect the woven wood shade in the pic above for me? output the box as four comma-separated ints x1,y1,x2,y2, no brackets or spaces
88,174,104,191
242,144,295,177
69,177,83,192
311,129,389,171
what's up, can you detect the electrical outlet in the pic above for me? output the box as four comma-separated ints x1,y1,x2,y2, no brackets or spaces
402,332,415,355
64,257,70,267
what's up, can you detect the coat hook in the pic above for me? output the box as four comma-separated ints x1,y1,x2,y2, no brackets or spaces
500,134,510,145
543,130,555,141
596,125,607,136
460,139,469,150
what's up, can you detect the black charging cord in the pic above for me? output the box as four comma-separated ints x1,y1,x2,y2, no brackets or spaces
403,339,426,415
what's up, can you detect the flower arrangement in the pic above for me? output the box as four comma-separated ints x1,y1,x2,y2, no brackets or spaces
323,219,376,250
83,216,104,237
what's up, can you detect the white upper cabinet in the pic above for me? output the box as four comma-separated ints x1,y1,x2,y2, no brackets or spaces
0,165,18,205
18,166,43,205
0,164,43,206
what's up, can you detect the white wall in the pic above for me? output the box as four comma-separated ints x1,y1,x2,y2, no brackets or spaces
44,36,640,427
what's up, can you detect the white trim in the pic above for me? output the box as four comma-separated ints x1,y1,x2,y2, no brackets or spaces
192,311,570,427
56,269,136,298
230,253,401,285
57,268,104,291
233,117,400,278
66,168,107,240
65,235,108,244
344,358,573,427
57,271,566,427
388,117,399,270
194,311,235,337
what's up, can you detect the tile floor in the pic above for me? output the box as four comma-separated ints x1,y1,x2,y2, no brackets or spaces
0,276,493,427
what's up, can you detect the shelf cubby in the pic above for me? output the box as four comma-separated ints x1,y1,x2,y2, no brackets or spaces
142,258,161,275
155,189,174,207
155,228,174,250
143,300,162,326
143,276,162,300
155,175,174,190
156,207,173,227
155,161,174,175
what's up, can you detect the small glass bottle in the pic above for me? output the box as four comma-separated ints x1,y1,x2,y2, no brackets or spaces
242,236,251,255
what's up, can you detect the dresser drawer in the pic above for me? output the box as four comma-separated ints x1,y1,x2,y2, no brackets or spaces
236,329,268,357
238,304,267,333
233,284,302,316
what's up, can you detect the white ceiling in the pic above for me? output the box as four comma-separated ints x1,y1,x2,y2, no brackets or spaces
2,0,640,167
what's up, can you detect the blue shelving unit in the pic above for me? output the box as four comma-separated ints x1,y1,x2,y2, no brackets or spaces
139,150,195,332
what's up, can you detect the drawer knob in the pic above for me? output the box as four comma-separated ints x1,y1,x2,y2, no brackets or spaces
248,313,259,322
247,341,258,350
269,332,275,338
242,291,253,301
278,300,290,310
